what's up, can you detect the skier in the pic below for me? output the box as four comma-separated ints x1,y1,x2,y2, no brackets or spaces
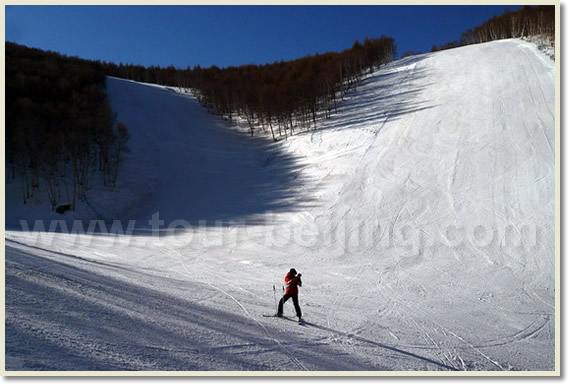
277,268,302,321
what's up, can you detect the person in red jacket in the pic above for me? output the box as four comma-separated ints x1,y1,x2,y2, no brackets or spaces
277,268,302,320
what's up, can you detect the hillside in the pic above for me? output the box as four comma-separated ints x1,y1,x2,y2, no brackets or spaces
5,39,555,371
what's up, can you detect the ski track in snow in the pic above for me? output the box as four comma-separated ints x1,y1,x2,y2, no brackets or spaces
5,39,555,371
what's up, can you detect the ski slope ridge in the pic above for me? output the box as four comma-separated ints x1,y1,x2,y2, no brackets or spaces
5,39,555,371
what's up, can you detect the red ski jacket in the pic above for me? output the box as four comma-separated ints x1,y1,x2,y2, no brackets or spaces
285,272,302,295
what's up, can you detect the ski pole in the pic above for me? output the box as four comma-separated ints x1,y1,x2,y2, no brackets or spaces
273,285,277,310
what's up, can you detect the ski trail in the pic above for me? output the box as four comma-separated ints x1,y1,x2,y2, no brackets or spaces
444,329,505,370
302,320,458,371
164,247,308,371
5,39,554,371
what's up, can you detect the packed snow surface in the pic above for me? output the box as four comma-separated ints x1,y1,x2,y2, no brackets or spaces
5,39,555,371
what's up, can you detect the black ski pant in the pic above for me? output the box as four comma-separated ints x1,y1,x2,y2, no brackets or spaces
278,293,302,318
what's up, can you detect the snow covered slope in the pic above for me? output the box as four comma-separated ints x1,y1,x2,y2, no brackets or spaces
5,39,555,371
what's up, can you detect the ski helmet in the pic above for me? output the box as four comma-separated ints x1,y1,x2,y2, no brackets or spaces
289,268,297,275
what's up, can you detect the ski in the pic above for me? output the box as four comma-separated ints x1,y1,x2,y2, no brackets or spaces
262,314,306,326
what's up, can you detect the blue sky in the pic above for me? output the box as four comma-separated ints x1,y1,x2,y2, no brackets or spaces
6,5,523,68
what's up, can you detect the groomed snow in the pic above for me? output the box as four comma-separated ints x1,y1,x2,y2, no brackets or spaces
5,39,555,371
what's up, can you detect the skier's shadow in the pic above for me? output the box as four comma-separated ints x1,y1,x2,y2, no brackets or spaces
302,321,459,371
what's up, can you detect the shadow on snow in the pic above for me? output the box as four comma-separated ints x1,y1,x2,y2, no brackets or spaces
297,54,435,136
7,55,431,233
5,245,457,371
